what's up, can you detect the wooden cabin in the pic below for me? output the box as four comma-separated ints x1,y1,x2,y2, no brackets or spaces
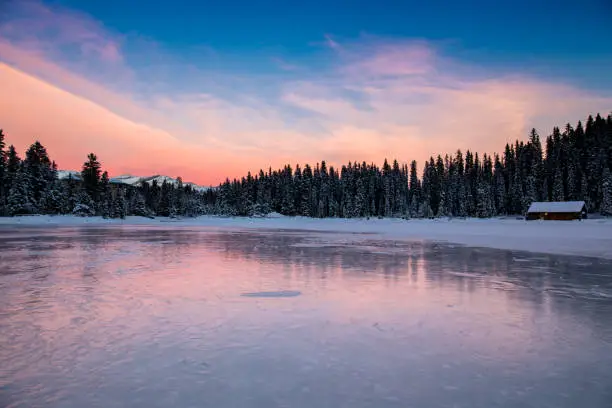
526,201,587,220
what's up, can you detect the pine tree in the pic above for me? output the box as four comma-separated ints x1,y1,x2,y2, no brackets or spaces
5,145,20,185
456,180,467,217
40,180,66,214
476,181,493,218
523,174,537,213
175,177,186,215
601,167,612,216
420,201,434,218
493,163,506,215
438,190,451,217
542,177,550,202
81,153,102,202
132,193,150,217
111,188,127,219
7,167,35,215
23,141,55,210
354,177,367,217
72,190,96,216
552,170,564,202
0,129,6,213
509,170,523,214
157,181,176,217
99,171,111,217
566,162,577,200
580,174,589,210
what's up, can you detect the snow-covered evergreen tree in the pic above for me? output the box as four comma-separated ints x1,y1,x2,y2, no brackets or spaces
132,193,151,217
99,172,111,217
72,190,95,216
81,153,102,202
601,167,612,216
510,171,523,214
437,190,450,217
281,183,295,215
157,181,176,217
580,173,589,211
0,130,6,214
7,168,35,215
409,195,419,218
40,180,67,214
523,174,537,213
566,162,577,200
476,182,493,218
23,141,56,212
456,180,467,217
354,178,367,217
111,188,127,219
494,169,506,215
552,170,564,202
175,177,186,215
4,145,20,201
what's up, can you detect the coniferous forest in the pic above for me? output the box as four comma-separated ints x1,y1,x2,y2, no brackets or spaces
1,113,611,219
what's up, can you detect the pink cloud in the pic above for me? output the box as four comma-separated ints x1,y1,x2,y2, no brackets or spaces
282,41,612,164
342,42,435,77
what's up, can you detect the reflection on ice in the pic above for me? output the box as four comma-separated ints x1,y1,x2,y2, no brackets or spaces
1,225,612,408
241,290,302,298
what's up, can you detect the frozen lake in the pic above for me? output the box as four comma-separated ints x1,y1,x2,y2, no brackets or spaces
1,226,612,407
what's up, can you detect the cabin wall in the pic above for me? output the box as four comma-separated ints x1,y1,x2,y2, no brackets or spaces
526,212,582,221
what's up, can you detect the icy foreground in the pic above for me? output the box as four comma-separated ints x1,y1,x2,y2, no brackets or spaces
3,228,612,407
2,215,612,259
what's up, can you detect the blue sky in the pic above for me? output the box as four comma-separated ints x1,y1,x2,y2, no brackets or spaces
45,0,611,83
1,0,611,183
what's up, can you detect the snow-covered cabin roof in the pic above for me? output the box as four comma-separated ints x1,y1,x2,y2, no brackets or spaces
527,201,586,213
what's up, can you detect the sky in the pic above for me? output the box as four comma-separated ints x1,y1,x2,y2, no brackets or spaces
1,0,611,185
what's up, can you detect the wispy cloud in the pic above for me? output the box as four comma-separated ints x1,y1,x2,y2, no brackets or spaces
271,57,300,71
1,1,611,184
324,34,341,50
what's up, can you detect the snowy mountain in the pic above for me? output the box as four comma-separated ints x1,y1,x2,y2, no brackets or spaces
58,170,214,192
111,174,214,192
57,170,82,180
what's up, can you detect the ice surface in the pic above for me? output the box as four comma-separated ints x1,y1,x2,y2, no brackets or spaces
241,290,302,298
1,228,611,408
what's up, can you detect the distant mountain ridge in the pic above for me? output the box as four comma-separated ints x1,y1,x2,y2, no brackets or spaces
57,170,214,192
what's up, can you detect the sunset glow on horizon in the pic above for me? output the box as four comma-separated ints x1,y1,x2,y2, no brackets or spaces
1,0,611,185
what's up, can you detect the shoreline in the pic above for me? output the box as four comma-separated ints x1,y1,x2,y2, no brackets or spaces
1,215,612,260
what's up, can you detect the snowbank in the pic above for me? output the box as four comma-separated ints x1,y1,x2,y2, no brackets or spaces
2,215,612,259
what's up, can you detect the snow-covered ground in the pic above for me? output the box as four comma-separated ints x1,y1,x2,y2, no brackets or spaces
2,214,611,259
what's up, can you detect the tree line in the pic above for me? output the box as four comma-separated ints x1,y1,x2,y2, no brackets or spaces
1,113,611,219
216,113,612,218
0,137,214,218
